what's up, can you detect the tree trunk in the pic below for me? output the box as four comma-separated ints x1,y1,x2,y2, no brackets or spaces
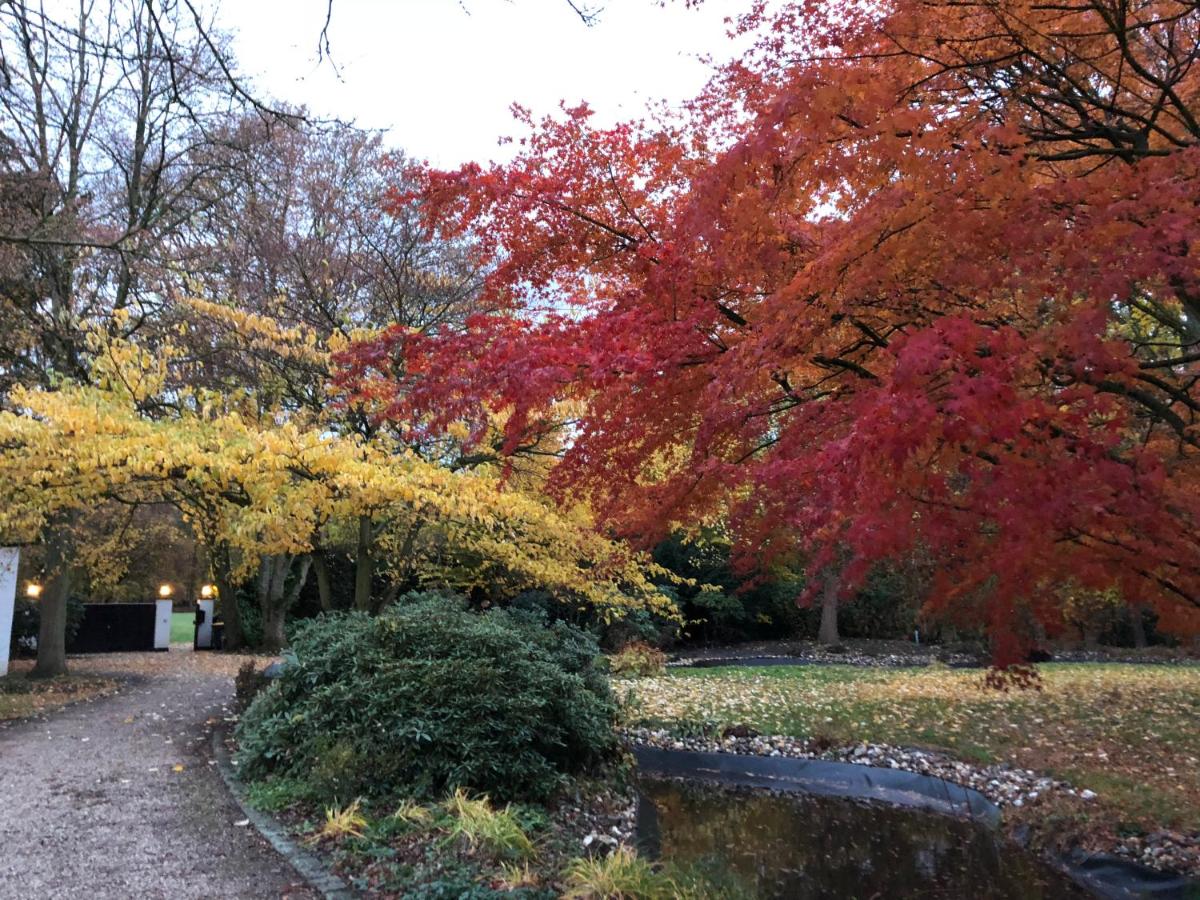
257,555,311,652
285,555,313,610
257,557,275,609
392,517,425,606
261,603,287,652
255,555,285,650
1082,621,1102,650
268,556,289,609
1130,605,1148,649
380,579,403,611
354,515,373,612
212,543,244,651
31,529,72,678
818,568,841,646
184,541,198,619
312,551,333,612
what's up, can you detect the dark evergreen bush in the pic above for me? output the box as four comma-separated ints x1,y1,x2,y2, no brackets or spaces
235,593,618,803
796,564,922,641
652,532,806,643
508,587,679,651
233,586,263,647
9,595,85,656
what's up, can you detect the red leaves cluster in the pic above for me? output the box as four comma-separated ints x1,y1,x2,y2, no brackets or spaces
338,0,1200,665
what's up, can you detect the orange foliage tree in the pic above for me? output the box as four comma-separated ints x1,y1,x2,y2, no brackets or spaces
340,0,1200,664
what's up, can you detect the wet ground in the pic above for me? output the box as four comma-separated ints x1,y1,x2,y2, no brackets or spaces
0,650,313,899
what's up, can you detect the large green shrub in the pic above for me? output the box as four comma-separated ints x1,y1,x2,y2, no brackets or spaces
235,593,618,803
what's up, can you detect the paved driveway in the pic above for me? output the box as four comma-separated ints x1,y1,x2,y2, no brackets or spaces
0,651,314,899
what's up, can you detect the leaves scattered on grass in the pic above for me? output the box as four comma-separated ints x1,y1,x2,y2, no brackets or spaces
0,672,118,722
619,662,1200,836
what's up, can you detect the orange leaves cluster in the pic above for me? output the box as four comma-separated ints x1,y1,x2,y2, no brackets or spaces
340,0,1200,663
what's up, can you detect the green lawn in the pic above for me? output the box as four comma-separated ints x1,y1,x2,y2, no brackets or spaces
619,663,1200,838
170,611,194,644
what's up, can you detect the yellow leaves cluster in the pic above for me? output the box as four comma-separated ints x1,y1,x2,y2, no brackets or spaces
315,439,673,617
86,326,178,404
326,326,384,355
0,372,672,616
182,297,328,367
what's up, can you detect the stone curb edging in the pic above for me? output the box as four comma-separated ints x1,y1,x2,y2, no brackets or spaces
210,725,356,900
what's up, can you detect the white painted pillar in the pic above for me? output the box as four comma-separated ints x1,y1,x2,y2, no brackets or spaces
0,548,18,677
153,599,173,650
195,599,214,649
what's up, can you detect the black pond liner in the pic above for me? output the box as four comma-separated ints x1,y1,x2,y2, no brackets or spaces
634,745,1000,825
633,746,1200,899
1056,851,1200,900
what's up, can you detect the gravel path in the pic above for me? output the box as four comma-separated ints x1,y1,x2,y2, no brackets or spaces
0,650,315,900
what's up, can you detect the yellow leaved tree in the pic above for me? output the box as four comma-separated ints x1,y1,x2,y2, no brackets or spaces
0,325,674,653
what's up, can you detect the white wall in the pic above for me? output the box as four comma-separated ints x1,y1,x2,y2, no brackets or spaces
0,548,18,676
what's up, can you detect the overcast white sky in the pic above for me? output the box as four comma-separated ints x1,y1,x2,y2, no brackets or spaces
218,0,743,167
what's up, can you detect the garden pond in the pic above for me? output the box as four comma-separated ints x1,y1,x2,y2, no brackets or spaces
636,777,1091,899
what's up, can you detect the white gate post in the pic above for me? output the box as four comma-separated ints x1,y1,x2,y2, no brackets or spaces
153,599,172,650
0,548,18,677
195,598,214,649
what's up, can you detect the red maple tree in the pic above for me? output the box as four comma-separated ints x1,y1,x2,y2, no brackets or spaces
340,0,1200,664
